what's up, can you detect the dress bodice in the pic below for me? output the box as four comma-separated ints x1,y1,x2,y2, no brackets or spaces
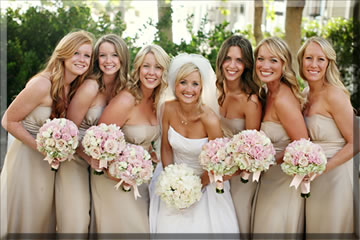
22,106,51,138
79,106,104,139
122,124,160,150
168,126,208,176
305,114,345,158
220,116,245,138
260,121,290,154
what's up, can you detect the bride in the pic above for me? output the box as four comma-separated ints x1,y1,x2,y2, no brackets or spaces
149,53,240,234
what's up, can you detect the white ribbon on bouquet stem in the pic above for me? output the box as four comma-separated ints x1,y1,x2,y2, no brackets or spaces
289,174,316,195
114,179,141,200
208,172,223,184
99,159,108,169
252,170,261,182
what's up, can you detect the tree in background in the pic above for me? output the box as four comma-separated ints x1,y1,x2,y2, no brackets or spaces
284,0,305,72
254,0,264,45
2,3,359,114
157,0,173,43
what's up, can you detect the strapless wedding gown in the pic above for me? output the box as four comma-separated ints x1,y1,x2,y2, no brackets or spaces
149,126,239,234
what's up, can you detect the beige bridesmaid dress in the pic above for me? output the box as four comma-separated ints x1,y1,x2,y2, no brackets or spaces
305,114,354,237
252,122,304,236
220,116,259,236
1,106,56,237
91,124,160,233
55,106,104,234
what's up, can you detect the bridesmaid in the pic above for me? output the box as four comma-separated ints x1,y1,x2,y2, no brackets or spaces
55,34,129,235
297,36,356,237
91,44,170,233
0,30,93,237
215,35,262,236
251,37,309,237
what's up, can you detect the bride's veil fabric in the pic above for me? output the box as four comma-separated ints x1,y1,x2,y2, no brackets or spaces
157,53,219,125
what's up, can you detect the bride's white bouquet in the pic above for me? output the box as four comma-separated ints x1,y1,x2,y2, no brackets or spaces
155,163,202,210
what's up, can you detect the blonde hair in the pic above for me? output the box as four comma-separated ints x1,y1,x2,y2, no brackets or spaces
128,44,170,109
175,62,203,111
39,30,94,118
91,34,129,98
254,37,305,107
216,35,260,106
297,36,350,97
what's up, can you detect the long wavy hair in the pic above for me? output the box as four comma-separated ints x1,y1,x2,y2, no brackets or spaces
127,44,170,110
90,34,129,98
37,30,94,118
216,35,260,106
297,36,350,97
254,37,305,107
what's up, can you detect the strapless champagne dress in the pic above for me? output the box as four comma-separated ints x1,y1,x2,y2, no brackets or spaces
55,106,104,235
305,114,354,237
221,116,259,236
252,122,304,237
1,106,56,237
91,124,160,233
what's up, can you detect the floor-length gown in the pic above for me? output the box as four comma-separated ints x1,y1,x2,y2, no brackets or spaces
252,122,304,237
91,125,160,233
1,106,56,237
220,116,258,237
149,126,239,234
55,106,104,235
305,114,354,237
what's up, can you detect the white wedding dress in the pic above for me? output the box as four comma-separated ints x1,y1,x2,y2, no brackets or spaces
149,126,240,234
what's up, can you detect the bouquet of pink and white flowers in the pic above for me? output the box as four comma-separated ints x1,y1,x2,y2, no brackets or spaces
36,118,79,171
82,123,126,175
281,138,327,198
226,129,276,183
107,143,154,200
199,137,238,194
156,163,202,210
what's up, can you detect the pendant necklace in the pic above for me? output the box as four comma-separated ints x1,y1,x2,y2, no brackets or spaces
178,109,190,125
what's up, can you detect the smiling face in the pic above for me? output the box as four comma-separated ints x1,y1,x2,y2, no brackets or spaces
175,70,202,104
222,46,245,82
255,44,283,83
139,52,163,90
64,43,92,79
302,42,329,83
98,41,121,77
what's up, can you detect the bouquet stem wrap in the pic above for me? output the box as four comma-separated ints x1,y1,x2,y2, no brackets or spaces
289,174,317,198
114,179,141,200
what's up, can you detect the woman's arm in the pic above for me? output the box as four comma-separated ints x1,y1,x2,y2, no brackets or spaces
324,87,356,173
67,79,99,126
67,79,99,166
2,76,52,151
160,102,173,168
202,108,223,140
275,89,309,163
98,90,134,127
244,94,262,130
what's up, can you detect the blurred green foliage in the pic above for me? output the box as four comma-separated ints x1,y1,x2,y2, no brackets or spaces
2,5,358,112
